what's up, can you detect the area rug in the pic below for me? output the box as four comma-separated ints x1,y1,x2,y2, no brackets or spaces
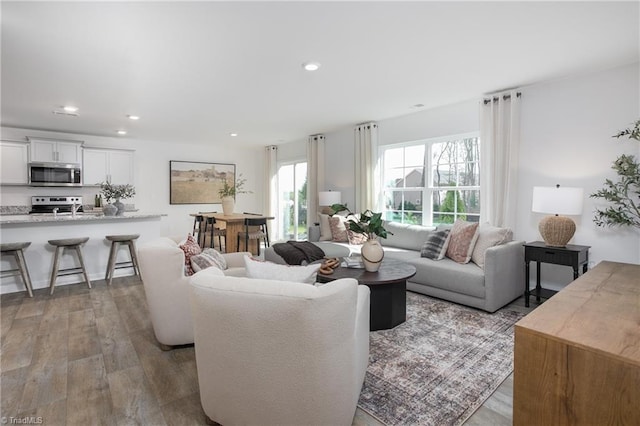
357,292,526,426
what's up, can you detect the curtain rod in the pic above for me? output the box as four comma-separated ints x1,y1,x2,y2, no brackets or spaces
483,91,522,105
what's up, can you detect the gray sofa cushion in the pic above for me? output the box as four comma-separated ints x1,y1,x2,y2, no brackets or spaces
381,222,435,251
409,257,485,298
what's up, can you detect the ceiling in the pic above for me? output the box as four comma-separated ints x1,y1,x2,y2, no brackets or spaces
1,1,638,147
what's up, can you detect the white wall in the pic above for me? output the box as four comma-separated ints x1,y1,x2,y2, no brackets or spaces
0,127,264,237
322,63,639,285
517,63,640,285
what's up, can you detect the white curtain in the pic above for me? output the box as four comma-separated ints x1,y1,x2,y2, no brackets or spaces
264,145,278,237
307,135,325,226
479,90,521,228
354,123,378,212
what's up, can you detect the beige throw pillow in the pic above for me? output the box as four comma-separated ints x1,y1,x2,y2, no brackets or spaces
471,224,513,269
243,256,320,284
318,213,332,241
445,220,480,264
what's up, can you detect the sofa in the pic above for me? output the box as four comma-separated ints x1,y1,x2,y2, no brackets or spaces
265,221,524,313
190,272,370,425
137,237,250,349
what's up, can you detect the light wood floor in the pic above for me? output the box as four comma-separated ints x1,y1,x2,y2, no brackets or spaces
1,276,536,425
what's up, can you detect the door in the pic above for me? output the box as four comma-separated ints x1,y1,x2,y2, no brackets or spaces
108,151,134,184
30,140,57,162
56,141,81,163
277,162,307,241
83,149,109,185
0,141,29,184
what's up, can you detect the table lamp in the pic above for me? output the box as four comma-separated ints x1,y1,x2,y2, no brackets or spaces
532,185,584,247
318,191,341,214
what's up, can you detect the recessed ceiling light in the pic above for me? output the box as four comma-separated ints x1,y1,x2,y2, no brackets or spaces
117,130,127,135
411,103,425,109
302,62,321,71
230,133,238,137
63,105,78,113
127,115,140,120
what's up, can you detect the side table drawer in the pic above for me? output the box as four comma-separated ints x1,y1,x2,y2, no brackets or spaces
525,247,577,266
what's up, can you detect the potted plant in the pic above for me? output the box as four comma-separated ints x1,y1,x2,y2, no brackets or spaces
218,173,251,215
590,119,640,229
331,204,392,272
100,182,136,216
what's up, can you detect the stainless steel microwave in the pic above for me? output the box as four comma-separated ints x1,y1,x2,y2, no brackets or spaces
28,162,82,187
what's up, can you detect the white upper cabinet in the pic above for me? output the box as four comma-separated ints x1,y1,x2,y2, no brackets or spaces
0,141,29,184
28,137,82,163
83,148,134,186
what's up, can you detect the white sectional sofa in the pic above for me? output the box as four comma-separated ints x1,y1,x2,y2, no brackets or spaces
265,221,524,313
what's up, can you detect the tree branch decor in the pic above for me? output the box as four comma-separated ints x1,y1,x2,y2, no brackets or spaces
590,119,640,228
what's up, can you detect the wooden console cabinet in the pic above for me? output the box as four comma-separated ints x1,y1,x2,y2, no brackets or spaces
514,261,640,425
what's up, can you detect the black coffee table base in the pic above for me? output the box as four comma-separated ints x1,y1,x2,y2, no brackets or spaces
368,280,407,331
316,259,416,331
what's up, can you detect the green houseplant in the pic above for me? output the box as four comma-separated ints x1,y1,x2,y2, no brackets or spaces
218,174,251,215
100,182,136,216
331,204,392,272
590,119,640,229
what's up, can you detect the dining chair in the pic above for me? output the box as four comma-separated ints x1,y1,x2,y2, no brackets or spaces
237,217,270,255
202,215,226,251
192,214,205,247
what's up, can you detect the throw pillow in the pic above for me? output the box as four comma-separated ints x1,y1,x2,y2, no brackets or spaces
445,220,480,264
420,229,451,260
179,234,202,276
471,224,513,269
190,249,228,273
243,256,321,284
202,248,228,270
329,215,349,242
347,230,368,245
318,213,332,241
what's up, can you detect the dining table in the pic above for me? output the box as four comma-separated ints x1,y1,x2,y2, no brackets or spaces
190,212,274,254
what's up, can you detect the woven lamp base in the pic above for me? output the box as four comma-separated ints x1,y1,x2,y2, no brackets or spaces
539,215,576,247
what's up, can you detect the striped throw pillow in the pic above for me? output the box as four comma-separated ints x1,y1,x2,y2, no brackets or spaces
420,229,451,260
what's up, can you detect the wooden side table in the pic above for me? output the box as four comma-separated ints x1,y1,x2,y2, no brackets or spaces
524,241,590,307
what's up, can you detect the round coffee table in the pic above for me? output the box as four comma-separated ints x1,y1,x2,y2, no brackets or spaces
317,259,416,331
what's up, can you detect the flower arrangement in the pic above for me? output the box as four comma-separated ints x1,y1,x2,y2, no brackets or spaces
331,204,392,239
100,182,136,203
218,173,252,198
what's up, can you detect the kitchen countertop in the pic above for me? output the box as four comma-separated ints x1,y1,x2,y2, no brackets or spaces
0,212,166,225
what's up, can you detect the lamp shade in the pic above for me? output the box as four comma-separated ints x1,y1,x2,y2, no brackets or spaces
318,191,341,206
532,186,584,216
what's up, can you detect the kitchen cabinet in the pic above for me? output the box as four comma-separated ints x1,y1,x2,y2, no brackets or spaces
83,148,134,185
0,141,29,184
28,137,82,163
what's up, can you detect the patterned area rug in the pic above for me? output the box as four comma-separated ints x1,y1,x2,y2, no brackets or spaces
357,292,525,426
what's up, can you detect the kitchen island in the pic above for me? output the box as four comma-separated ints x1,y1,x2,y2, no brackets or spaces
0,213,167,294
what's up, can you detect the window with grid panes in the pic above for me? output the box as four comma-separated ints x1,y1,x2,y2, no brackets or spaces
381,134,480,226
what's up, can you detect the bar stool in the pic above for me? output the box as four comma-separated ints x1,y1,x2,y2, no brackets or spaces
1,242,34,297
48,237,91,295
105,234,142,285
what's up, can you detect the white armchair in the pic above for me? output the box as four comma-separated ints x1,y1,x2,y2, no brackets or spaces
189,273,371,426
137,237,250,349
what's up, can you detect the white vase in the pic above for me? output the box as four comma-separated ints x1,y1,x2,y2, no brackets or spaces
361,234,384,272
221,196,235,216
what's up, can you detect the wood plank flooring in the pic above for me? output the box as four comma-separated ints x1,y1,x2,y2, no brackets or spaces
1,276,535,425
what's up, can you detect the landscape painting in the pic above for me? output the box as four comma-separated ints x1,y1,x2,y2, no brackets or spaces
170,161,235,204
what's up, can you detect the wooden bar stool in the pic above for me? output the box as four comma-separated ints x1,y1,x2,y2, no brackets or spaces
105,234,142,285
1,242,34,297
48,237,91,295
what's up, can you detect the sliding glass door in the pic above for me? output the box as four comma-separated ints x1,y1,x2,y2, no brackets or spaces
277,161,308,241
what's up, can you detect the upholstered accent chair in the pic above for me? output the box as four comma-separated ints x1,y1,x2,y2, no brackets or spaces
137,237,249,349
189,273,371,426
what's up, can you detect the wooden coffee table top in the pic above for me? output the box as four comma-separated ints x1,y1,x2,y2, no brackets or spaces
317,259,416,285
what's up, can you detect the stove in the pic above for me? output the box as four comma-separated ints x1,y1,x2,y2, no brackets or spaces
30,196,84,214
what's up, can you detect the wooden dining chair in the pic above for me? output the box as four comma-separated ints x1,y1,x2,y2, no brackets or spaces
237,217,270,256
192,215,205,247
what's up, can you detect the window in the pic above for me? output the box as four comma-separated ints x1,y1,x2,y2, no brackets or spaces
277,161,307,240
381,134,480,226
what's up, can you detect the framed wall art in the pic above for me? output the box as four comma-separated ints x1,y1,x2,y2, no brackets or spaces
169,161,236,204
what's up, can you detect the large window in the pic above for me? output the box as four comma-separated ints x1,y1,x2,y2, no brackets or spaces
382,134,480,226
277,161,307,240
